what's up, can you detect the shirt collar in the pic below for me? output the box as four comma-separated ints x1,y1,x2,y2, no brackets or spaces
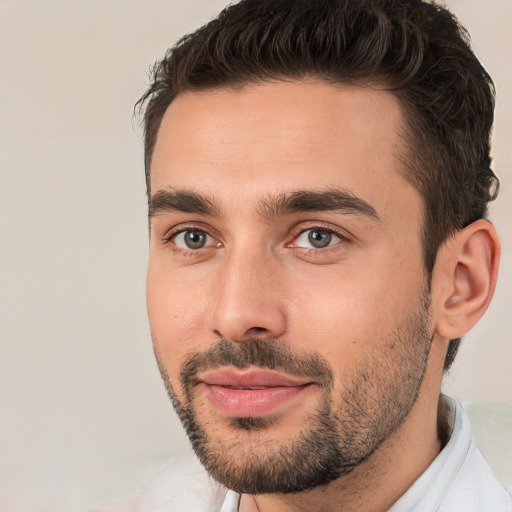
220,396,468,512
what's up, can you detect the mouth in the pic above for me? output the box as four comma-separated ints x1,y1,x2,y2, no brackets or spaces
197,367,315,418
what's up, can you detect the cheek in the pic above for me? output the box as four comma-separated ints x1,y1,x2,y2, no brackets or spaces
287,280,375,367
285,256,425,366
146,259,208,370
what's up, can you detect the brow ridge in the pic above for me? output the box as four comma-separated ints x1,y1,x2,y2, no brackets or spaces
149,188,219,219
148,187,380,223
258,189,380,221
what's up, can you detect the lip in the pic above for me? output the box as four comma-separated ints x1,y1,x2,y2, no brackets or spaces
197,367,314,418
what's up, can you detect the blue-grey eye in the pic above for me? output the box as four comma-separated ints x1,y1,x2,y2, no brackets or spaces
294,228,341,249
308,229,332,248
174,229,210,249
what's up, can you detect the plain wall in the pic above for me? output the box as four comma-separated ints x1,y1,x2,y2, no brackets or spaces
0,1,510,510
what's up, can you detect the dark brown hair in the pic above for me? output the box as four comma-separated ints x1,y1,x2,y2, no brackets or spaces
137,0,498,370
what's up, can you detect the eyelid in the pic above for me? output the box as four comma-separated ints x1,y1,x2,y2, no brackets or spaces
159,220,350,254
287,222,351,248
163,223,221,248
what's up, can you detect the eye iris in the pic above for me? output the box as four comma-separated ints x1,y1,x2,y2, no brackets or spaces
308,230,332,248
185,230,207,249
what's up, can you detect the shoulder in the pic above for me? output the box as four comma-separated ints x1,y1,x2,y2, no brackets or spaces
87,457,227,512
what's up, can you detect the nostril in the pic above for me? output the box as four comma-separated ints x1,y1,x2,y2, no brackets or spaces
247,326,268,335
210,297,287,342
214,326,271,344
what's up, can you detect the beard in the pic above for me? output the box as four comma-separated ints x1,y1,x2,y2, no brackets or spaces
153,288,433,495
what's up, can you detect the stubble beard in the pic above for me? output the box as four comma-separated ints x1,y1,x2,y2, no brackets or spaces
153,289,433,495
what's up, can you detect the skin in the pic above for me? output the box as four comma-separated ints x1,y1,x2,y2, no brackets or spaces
146,81,500,512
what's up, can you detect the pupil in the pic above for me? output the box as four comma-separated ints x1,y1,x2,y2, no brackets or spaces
185,230,206,249
308,230,331,248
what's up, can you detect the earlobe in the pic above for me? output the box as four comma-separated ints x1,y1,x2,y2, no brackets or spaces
434,219,500,340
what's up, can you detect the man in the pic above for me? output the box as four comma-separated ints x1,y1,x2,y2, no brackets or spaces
97,0,511,510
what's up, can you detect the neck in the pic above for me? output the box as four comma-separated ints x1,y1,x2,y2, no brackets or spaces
240,366,445,512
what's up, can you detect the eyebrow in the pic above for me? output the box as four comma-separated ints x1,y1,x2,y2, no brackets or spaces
259,189,380,222
148,187,380,223
149,189,220,220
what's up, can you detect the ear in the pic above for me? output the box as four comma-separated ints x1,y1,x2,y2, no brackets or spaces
433,219,500,340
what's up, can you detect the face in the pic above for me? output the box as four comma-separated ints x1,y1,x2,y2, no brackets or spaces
147,81,433,494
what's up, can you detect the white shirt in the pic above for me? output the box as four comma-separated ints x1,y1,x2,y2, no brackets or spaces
92,397,511,512
220,397,512,511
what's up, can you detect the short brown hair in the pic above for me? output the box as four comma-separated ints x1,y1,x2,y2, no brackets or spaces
137,0,499,370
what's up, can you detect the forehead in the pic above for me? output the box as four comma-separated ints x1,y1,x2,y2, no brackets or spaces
150,80,418,222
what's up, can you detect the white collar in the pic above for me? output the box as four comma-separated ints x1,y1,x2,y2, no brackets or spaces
219,397,508,512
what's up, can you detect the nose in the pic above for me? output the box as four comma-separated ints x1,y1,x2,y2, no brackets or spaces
208,247,287,343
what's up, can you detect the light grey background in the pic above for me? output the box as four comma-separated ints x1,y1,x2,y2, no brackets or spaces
1,1,510,511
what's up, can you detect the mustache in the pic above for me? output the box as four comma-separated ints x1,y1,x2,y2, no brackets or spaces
180,339,334,389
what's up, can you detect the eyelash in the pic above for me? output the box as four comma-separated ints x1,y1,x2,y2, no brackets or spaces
162,223,350,254
163,225,219,252
288,224,349,250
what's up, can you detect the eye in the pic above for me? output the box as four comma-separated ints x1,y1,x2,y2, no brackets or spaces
293,228,343,249
172,229,217,250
